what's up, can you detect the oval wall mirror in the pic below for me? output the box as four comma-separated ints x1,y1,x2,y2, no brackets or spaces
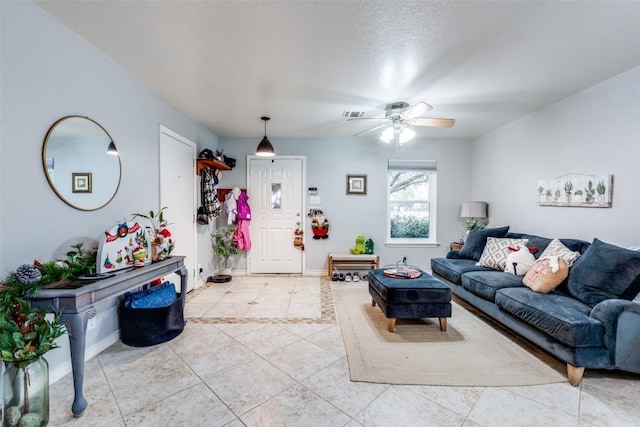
42,116,122,211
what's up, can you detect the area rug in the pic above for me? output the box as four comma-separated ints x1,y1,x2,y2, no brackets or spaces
333,287,567,387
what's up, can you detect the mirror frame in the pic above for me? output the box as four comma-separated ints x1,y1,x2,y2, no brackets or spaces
42,115,122,211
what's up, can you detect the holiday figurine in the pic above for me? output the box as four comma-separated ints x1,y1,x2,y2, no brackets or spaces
293,227,305,251
365,238,374,254
308,208,329,239
350,235,366,254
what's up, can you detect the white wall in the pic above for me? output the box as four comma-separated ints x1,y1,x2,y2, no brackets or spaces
1,1,218,376
471,66,639,247
218,136,474,273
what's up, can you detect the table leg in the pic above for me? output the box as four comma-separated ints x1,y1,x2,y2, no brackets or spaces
177,265,188,311
61,308,95,417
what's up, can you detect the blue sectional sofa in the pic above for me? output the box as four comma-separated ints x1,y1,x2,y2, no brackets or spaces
431,226,640,386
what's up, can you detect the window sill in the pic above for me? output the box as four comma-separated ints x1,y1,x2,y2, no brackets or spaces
384,241,440,248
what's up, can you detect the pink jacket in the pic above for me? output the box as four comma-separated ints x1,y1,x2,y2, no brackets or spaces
233,219,251,251
237,193,251,221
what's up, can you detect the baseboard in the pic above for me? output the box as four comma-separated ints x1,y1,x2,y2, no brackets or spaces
49,330,121,384
304,269,326,276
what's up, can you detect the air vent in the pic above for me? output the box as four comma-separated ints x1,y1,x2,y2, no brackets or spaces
342,111,365,119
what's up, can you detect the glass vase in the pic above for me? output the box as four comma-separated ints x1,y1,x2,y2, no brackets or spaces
2,357,49,427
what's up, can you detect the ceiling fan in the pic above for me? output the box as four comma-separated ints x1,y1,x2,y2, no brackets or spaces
345,101,455,144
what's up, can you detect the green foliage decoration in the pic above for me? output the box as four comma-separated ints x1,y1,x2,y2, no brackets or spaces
0,243,96,365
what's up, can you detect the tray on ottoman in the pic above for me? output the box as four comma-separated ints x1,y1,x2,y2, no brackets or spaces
368,268,452,332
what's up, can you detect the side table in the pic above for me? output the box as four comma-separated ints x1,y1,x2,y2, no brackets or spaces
28,257,187,417
450,242,464,251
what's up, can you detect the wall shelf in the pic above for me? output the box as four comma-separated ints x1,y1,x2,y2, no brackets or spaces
197,158,231,175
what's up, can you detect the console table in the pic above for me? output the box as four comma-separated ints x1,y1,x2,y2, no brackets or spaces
28,256,187,417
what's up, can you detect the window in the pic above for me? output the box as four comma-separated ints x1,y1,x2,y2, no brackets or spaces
387,159,437,246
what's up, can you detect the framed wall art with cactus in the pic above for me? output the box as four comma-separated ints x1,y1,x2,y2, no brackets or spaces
536,174,613,207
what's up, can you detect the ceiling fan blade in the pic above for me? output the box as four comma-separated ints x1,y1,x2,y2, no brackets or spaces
403,101,433,118
413,117,456,128
353,123,389,137
346,117,388,122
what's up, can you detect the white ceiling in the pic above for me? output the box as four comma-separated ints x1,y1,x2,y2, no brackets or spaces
35,1,640,140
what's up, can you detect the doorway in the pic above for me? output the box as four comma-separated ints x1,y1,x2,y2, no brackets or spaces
247,156,305,274
159,126,197,291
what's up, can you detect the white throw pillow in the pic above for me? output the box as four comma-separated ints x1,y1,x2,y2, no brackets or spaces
504,246,536,276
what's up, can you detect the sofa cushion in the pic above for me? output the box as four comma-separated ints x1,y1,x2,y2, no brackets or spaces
539,239,581,267
476,237,529,271
567,238,640,307
522,257,569,293
430,258,493,285
506,233,552,258
495,287,604,348
458,226,510,261
461,271,526,302
558,238,591,254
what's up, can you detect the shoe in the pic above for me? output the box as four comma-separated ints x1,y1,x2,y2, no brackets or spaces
338,273,345,281
332,273,339,281
353,272,360,282
345,273,352,282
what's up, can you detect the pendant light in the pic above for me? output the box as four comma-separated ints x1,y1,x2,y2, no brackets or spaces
256,116,275,157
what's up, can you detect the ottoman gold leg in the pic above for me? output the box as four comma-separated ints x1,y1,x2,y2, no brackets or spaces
439,317,447,332
388,318,396,332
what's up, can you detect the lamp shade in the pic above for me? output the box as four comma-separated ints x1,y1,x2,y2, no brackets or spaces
256,116,275,157
460,201,487,218
256,136,275,157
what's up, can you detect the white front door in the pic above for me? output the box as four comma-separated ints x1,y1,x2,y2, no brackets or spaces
159,126,197,291
247,156,305,274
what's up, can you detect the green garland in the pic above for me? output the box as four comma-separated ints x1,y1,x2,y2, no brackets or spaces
0,243,96,364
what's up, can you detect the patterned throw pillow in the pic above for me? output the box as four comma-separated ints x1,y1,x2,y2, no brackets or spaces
458,226,510,261
476,237,529,271
538,239,581,267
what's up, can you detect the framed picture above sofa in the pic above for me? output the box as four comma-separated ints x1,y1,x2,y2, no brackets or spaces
536,174,613,207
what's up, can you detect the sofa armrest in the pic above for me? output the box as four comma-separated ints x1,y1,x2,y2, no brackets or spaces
590,300,640,372
446,250,464,259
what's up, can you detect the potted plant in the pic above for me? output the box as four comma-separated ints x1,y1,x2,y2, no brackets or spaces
1,245,95,426
212,226,239,277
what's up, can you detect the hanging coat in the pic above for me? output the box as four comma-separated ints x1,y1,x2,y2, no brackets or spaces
201,168,221,219
224,192,238,225
233,219,252,251
236,192,251,221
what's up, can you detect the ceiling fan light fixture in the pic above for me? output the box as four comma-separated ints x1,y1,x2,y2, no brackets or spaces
380,127,395,143
256,116,275,157
399,127,415,144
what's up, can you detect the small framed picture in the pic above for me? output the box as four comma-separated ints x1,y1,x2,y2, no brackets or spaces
346,174,367,195
72,172,92,193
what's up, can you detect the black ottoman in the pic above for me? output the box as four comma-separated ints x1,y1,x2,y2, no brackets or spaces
368,268,452,332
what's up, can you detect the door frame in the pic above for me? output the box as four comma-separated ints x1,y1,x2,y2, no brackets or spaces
246,155,306,275
159,125,197,289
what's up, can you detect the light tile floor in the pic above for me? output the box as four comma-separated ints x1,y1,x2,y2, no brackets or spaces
49,275,640,426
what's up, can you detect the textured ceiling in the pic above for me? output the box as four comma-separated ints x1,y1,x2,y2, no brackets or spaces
35,1,640,140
